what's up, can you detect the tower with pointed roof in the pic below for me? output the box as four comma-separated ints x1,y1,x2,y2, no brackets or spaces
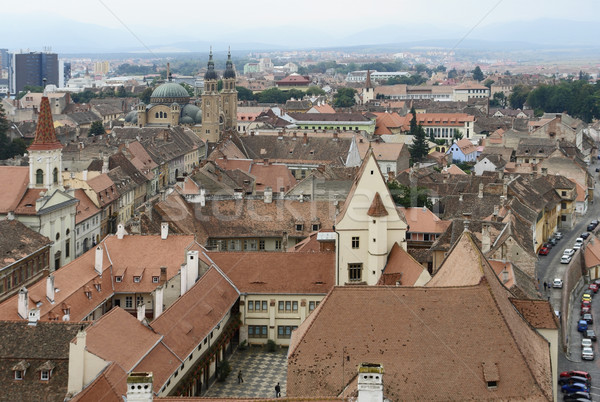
334,149,407,285
362,70,374,105
28,96,63,192
201,48,221,143
221,48,238,132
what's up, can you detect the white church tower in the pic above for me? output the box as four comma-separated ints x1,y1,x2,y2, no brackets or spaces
334,148,407,285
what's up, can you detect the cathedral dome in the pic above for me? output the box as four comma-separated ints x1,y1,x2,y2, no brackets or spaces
150,83,190,103
180,116,194,125
195,109,203,124
182,104,200,119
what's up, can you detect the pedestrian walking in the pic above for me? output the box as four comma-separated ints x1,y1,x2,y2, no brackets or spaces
275,382,281,398
238,370,244,384
544,281,547,291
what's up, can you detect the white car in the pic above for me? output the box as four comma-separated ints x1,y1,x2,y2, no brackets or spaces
573,243,582,250
582,346,595,360
555,232,563,240
563,249,575,256
561,255,572,264
582,338,593,348
575,237,584,244
553,278,564,288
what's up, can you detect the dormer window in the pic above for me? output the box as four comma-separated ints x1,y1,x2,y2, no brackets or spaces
296,224,303,231
134,276,141,283
37,361,54,381
40,370,50,381
115,276,122,283
12,361,29,380
152,276,159,283
94,284,101,292
14,370,23,380
84,290,92,299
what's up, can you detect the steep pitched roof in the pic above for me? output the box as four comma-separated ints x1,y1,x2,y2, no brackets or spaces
0,166,30,214
28,96,63,151
378,243,429,286
0,219,52,270
367,192,388,217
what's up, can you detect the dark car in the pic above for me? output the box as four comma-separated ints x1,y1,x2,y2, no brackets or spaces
538,247,550,256
587,224,596,231
562,382,590,394
583,313,594,324
581,232,590,239
585,329,597,341
564,391,592,400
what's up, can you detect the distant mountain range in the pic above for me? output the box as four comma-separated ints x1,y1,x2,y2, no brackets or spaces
2,16,600,57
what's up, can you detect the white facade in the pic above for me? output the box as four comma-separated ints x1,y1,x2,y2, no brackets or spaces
75,212,101,257
473,157,499,176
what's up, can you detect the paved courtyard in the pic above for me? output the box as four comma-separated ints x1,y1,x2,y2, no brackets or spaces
205,346,288,398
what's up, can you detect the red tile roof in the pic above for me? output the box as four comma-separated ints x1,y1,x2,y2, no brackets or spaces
398,207,450,234
27,96,63,151
73,189,100,224
0,167,29,213
207,251,335,294
378,243,428,286
367,192,388,217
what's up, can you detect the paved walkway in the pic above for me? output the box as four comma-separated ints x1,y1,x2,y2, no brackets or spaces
205,346,288,398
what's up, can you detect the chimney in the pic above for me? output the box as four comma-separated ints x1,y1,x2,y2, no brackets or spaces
186,250,199,290
46,274,55,303
303,132,308,145
481,222,491,253
82,170,88,181
127,372,154,402
161,222,169,240
28,308,40,326
154,285,164,319
541,167,547,177
264,187,273,203
200,188,206,207
234,189,243,199
7,211,14,221
68,329,87,395
357,363,384,402
137,302,146,321
333,132,338,141
18,288,29,319
180,263,188,296
116,223,127,240
493,205,499,219
94,246,103,275
102,156,109,174
459,193,463,202
478,183,483,198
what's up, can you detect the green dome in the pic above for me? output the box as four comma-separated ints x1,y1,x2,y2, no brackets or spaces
180,116,194,125
151,83,190,101
195,109,202,124
182,104,200,119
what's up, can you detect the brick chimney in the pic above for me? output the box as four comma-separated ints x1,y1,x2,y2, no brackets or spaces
303,133,308,145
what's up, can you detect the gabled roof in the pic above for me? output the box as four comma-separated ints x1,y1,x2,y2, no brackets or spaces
585,237,600,269
0,166,29,213
0,219,52,270
367,192,388,217
398,207,450,234
378,243,430,286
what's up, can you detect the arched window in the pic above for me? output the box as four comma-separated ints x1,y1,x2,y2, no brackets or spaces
53,168,58,184
36,169,44,185
155,112,159,118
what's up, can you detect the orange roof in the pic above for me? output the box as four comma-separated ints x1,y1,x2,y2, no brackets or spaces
454,81,489,90
378,243,427,286
488,260,515,289
373,112,405,135
398,207,450,234
207,251,335,294
585,238,600,269
86,307,162,372
510,299,558,330
455,138,477,154
571,179,587,202
367,192,388,217
0,166,29,213
312,103,336,113
28,96,63,151
444,164,467,175
74,189,101,224
357,140,405,161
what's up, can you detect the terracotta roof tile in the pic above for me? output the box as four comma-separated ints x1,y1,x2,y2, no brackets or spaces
367,192,388,217
378,243,429,286
28,96,63,151
0,167,29,213
0,220,52,269
73,189,101,224
510,299,558,330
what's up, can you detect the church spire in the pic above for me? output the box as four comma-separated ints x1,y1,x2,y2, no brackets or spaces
224,46,236,79
365,69,372,89
28,96,62,151
204,47,218,81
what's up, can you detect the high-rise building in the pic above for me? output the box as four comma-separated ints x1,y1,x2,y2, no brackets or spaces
8,51,59,95
0,49,8,70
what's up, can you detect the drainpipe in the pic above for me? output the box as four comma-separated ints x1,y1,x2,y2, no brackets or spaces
333,225,340,286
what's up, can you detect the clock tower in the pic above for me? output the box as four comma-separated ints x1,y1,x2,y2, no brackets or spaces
28,96,63,192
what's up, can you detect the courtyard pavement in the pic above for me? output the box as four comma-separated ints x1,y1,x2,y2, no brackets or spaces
204,346,288,399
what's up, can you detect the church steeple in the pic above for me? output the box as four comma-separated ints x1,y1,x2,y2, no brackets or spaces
28,96,62,151
223,47,236,79
204,47,218,81
221,46,238,133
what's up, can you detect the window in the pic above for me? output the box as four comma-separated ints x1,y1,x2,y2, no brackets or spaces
134,276,141,283
309,301,320,312
351,236,360,249
53,168,58,184
65,239,70,258
14,370,23,380
136,295,143,306
285,301,291,312
248,301,254,311
423,234,430,241
36,169,43,185
312,224,320,231
115,276,122,283
262,301,268,311
278,301,284,312
248,325,268,338
295,224,303,231
292,301,298,312
275,240,282,250
406,233,412,240
277,325,298,338
259,239,265,250
152,276,159,283
125,296,133,309
40,370,50,381
348,263,363,282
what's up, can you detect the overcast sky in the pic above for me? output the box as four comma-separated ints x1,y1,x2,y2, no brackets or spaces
3,0,600,52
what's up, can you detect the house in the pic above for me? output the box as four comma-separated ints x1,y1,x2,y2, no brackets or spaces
213,157,297,194
398,207,450,249
72,189,101,257
356,138,410,176
403,113,476,140
474,154,508,176
0,219,52,302
447,138,478,162
373,112,404,135
515,138,557,164
208,251,334,346
287,231,553,401
377,242,431,285
585,237,600,280
0,96,79,270
285,165,359,201
334,148,407,286
275,73,311,90
452,81,490,101
287,112,376,135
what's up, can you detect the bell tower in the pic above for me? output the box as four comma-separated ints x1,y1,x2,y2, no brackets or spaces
201,48,221,143
221,47,238,132
28,96,63,192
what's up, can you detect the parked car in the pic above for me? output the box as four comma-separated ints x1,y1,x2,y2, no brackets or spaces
561,255,572,264
576,237,585,244
559,375,591,386
582,300,592,309
589,283,599,293
543,242,553,249
574,243,583,250
538,247,550,256
578,320,589,332
582,338,593,349
582,293,593,302
583,313,594,324
581,306,591,316
591,220,599,228
585,329,597,341
564,249,575,256
587,223,596,231
563,391,592,400
553,278,564,288
555,232,564,239
560,370,591,380
582,347,594,360
595,278,600,286
562,382,590,394
548,238,558,246
581,232,590,239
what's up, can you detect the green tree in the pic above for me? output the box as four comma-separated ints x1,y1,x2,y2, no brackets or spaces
71,89,98,104
89,121,105,136
509,84,531,109
453,129,463,141
333,87,356,108
138,87,153,104
236,86,256,101
179,82,195,97
116,86,127,98
0,105,28,160
407,108,429,163
489,92,507,108
448,69,458,79
306,86,325,96
387,182,432,209
434,65,446,73
483,79,494,89
472,66,484,82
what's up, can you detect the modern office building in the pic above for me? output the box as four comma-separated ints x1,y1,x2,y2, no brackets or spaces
8,51,59,95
